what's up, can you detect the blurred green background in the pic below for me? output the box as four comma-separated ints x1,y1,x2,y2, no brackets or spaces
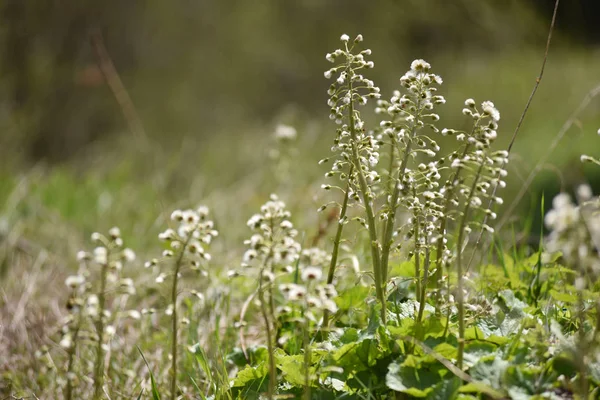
0,0,599,251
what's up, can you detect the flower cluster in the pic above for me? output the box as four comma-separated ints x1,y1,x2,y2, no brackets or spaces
152,206,218,277
241,194,300,277
60,227,138,397
545,188,600,284
443,99,507,240
376,60,447,254
321,33,382,206
61,228,138,349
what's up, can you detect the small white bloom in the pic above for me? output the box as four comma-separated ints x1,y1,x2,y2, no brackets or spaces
76,250,90,262
340,34,350,42
301,266,323,282
93,247,108,264
274,124,297,141
577,184,593,201
108,227,121,239
127,310,141,320
410,59,431,72
123,248,136,262
481,101,500,121
65,275,85,288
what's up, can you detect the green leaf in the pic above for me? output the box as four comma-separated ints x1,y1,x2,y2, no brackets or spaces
549,289,577,304
231,363,268,388
189,343,213,383
275,352,306,387
137,346,161,400
386,361,441,396
462,341,497,367
428,377,461,400
336,285,371,310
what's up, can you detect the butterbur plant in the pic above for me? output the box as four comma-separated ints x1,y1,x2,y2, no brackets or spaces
322,34,385,322
17,27,600,400
545,184,600,397
60,228,136,399
152,207,217,400
238,194,301,398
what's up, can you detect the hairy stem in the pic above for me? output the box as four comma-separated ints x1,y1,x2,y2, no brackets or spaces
380,100,421,288
93,261,109,400
258,264,275,400
170,236,191,400
345,72,385,323
456,163,484,370
323,164,354,328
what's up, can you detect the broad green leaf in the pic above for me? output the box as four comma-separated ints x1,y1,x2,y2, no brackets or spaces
336,286,371,310
231,363,268,388
549,289,577,304
386,361,441,396
275,353,306,387
428,377,461,400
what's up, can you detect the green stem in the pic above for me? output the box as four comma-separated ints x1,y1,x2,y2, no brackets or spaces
433,143,472,290
303,285,312,400
416,243,430,328
323,164,354,328
380,100,421,288
258,264,276,400
93,262,109,400
347,96,385,323
66,310,82,400
456,162,484,370
170,236,191,400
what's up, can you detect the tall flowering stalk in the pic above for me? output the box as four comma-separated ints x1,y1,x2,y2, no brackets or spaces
154,207,217,400
323,34,385,321
375,60,446,328
60,228,136,400
444,100,505,368
241,195,301,399
377,60,445,288
545,186,600,397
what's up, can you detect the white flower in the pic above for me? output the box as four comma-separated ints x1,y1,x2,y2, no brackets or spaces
93,247,108,264
287,284,308,301
108,227,121,239
123,248,136,262
301,266,323,282
65,275,85,288
76,250,90,261
481,101,500,121
410,59,431,72
60,335,72,349
340,34,350,42
274,124,297,141
127,310,141,320
577,184,593,201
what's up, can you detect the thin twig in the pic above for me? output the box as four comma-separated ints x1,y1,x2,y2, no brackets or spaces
466,0,560,272
90,30,149,151
496,83,600,230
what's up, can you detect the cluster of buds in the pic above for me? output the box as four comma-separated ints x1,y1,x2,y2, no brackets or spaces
278,270,338,319
59,227,138,395
442,99,506,240
240,194,300,277
153,206,218,275
320,34,382,209
61,228,138,347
